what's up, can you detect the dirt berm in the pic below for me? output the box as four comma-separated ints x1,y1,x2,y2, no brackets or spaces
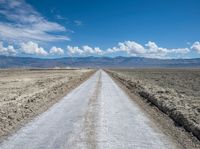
108,70,200,141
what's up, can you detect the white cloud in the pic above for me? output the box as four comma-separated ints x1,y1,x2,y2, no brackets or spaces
50,46,64,55
67,45,103,56
106,41,190,58
191,41,200,53
67,46,83,55
143,41,167,58
66,41,191,58
0,0,69,42
119,41,146,55
20,41,48,56
0,39,195,58
0,23,68,42
146,41,189,54
82,46,103,55
170,48,190,54
106,41,146,57
0,42,17,56
107,41,159,57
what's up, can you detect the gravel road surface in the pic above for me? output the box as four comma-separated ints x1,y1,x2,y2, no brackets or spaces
0,70,179,149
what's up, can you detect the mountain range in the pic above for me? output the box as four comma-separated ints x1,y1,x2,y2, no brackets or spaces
0,55,200,68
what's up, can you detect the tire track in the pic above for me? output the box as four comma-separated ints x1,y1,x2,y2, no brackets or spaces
83,70,102,149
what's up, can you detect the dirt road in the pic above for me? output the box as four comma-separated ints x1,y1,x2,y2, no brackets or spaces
0,70,180,149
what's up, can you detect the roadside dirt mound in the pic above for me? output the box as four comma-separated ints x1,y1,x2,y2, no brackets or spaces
0,69,95,139
108,70,200,141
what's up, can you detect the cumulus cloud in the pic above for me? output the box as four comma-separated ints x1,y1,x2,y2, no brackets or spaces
106,41,190,58
67,46,83,55
144,41,190,58
0,42,17,56
143,41,168,58
107,41,146,56
170,48,190,54
67,45,103,56
20,41,48,56
191,41,200,53
66,41,191,58
82,46,103,55
0,0,69,42
50,46,64,55
0,39,197,58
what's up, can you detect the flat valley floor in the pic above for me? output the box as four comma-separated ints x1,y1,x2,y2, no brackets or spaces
0,70,182,149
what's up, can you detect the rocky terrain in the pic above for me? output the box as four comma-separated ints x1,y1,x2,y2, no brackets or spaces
0,69,95,139
108,69,200,140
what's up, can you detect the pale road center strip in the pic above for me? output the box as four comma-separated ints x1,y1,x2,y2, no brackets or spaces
0,70,178,149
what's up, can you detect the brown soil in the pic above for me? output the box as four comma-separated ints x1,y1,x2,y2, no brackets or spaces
107,69,200,148
0,69,95,140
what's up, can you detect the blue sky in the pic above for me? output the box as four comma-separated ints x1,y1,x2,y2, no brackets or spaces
0,0,200,58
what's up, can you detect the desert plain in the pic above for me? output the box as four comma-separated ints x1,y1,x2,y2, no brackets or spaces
0,69,95,139
108,69,200,141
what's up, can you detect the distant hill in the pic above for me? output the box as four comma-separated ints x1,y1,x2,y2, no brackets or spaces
0,55,200,68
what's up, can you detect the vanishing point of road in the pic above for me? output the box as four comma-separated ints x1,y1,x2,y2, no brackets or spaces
0,70,179,149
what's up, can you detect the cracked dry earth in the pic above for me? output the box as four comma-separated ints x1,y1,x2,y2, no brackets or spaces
0,70,182,149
